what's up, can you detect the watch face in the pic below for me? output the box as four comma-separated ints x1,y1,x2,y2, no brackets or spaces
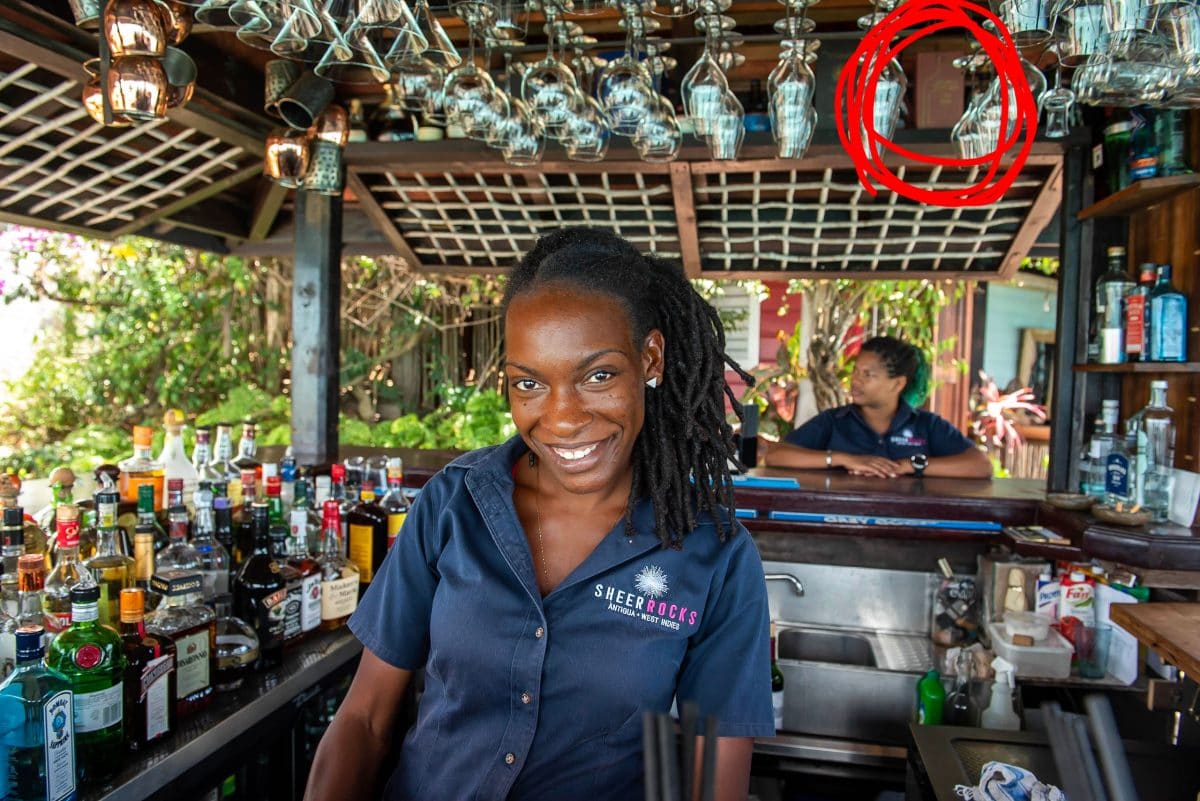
911,454,928,469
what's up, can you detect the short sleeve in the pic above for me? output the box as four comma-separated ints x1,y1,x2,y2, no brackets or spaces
675,528,774,738
925,413,974,457
784,410,834,450
347,470,452,671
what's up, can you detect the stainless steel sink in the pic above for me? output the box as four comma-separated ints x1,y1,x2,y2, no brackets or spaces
777,627,876,667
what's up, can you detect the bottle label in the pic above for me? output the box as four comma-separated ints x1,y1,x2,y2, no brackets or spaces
257,588,288,649
134,532,155,582
1125,295,1146,355
283,581,303,641
1154,298,1186,361
320,574,359,621
772,690,784,731
43,690,76,801
175,630,211,700
348,524,375,583
1106,453,1130,497
300,573,322,633
43,610,71,636
74,681,123,733
387,512,407,549
141,653,173,741
290,510,309,542
56,518,80,549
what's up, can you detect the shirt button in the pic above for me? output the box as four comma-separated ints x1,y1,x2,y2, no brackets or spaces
521,692,532,705
505,753,516,765
534,626,544,639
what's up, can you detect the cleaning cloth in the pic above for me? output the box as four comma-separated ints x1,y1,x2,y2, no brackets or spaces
954,761,1066,801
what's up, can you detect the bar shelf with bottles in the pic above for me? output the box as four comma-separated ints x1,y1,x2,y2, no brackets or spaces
0,415,413,800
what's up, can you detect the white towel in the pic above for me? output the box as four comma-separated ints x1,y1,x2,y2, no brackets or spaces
953,761,1066,801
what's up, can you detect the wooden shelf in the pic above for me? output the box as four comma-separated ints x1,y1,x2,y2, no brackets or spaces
1077,175,1200,220
1110,603,1200,678
1074,362,1200,374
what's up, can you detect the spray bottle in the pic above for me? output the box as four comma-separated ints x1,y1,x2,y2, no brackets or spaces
981,657,1020,730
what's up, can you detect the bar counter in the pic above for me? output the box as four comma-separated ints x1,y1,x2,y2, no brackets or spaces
84,629,362,801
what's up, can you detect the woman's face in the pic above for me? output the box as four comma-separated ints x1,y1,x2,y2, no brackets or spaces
504,283,664,497
848,350,905,408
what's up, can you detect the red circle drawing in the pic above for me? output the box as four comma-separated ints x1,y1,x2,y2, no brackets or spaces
834,0,1038,207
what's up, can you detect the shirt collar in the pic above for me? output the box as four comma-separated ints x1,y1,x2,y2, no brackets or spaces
839,401,917,436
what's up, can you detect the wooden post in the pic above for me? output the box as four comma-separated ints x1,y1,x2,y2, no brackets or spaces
291,189,342,466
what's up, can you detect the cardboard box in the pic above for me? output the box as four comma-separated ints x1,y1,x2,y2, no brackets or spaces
915,51,964,129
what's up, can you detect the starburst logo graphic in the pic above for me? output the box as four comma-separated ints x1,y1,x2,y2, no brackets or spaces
634,565,669,599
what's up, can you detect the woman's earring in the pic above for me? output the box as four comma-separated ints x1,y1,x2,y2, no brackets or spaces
645,377,659,389
528,451,536,468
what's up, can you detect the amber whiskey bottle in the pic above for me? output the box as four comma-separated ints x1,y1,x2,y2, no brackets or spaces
119,587,176,751
346,487,388,591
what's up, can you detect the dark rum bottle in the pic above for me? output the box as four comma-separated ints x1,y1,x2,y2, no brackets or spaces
233,504,285,671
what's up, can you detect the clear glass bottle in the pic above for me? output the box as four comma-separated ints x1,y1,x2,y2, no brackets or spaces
316,501,358,630
1094,246,1133,365
42,506,97,641
192,426,224,483
227,421,262,481
0,626,77,801
1137,380,1176,520
1148,263,1188,363
0,484,47,571
16,555,45,634
33,467,75,554
944,648,977,726
190,486,232,602
157,495,201,577
0,586,17,680
210,424,236,482
84,489,134,629
119,587,176,752
158,410,199,506
1105,423,1138,509
233,504,285,671
46,585,125,787
280,447,298,511
290,479,320,558
118,425,165,510
212,594,258,693
380,457,409,550
2,507,25,618
145,571,215,717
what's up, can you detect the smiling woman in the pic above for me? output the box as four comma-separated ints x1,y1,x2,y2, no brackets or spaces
303,228,776,801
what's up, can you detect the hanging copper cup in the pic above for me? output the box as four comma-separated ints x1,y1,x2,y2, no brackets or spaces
309,104,349,147
106,55,170,121
104,0,170,57
163,46,197,108
81,59,134,126
264,127,310,188
159,0,195,44
68,0,103,28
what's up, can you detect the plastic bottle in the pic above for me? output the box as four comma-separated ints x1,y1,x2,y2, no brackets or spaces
1060,570,1096,626
1035,572,1059,621
916,669,945,725
981,657,1020,730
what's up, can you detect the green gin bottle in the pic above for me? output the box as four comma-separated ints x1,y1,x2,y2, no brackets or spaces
0,626,77,801
46,585,125,787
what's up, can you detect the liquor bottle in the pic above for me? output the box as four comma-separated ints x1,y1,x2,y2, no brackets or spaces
157,410,199,506
33,468,76,552
191,487,232,601
210,424,236,482
0,626,77,801
280,447,298,510
227,421,262,481
271,523,305,645
157,492,201,576
1136,380,1176,520
1148,263,1188,363
132,485,161,594
1128,105,1159,182
84,490,134,628
1155,108,1191,176
317,501,359,630
290,479,320,558
769,623,784,732
331,464,350,551
233,504,285,671
285,512,321,640
145,571,215,716
1093,246,1133,365
1083,401,1120,499
347,98,369,142
2,507,24,617
346,486,388,589
311,476,332,556
43,506,97,640
16,555,45,634
1105,423,1137,508
46,585,125,787
118,587,176,752
0,585,16,679
1124,264,1155,362
213,497,237,584
192,426,224,484
233,469,259,568
0,483,47,570
379,457,409,550
213,594,258,693
118,426,165,510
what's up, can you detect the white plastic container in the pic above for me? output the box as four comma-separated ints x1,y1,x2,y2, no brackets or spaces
988,620,1072,679
1004,611,1052,642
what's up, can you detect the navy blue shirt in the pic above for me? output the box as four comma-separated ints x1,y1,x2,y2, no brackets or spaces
348,436,774,801
784,402,973,460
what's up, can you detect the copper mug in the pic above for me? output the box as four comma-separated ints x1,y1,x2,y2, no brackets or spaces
82,58,134,126
264,127,310,188
104,0,169,57
309,104,349,146
159,0,194,45
106,55,170,121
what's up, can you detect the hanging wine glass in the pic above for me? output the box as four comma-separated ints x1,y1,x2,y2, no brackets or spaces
708,88,744,159
635,93,682,162
598,6,656,135
682,15,730,136
522,3,580,134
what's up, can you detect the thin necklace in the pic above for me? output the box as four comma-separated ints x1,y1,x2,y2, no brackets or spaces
533,460,549,586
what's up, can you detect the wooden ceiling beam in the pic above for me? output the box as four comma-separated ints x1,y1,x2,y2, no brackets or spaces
346,170,427,270
111,162,262,237
249,178,289,241
996,158,1064,280
670,162,702,278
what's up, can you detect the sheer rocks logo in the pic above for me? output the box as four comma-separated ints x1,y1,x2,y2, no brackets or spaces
594,565,700,632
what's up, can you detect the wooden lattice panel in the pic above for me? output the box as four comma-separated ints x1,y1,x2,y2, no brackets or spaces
0,58,259,238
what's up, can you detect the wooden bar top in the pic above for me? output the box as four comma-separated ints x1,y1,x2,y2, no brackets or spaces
1110,603,1200,679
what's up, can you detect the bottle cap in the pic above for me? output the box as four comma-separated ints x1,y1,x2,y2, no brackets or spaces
2,507,22,528
266,476,282,496
163,409,186,431
15,627,44,660
17,553,44,573
361,490,376,502
150,570,204,597
241,420,257,436
241,469,257,487
322,499,341,527
168,478,183,492
331,464,345,482
70,584,101,604
1070,570,1086,581
17,554,44,592
195,426,211,439
137,483,156,512
1107,246,1126,257
1151,380,1168,390
133,425,154,448
120,588,146,622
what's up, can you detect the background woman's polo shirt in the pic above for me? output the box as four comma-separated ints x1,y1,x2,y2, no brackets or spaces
784,401,974,460
348,436,774,801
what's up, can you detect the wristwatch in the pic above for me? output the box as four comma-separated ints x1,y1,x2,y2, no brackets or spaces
825,450,833,469
910,453,928,477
